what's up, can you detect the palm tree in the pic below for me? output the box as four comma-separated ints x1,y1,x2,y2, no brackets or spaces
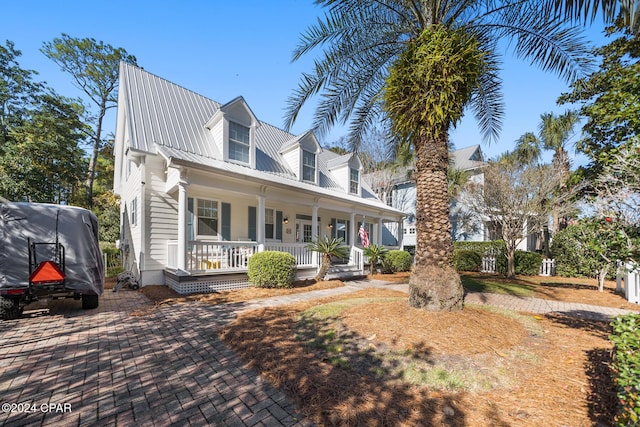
286,0,591,311
514,132,543,166
306,236,350,281
362,244,388,274
556,0,640,34
539,110,580,177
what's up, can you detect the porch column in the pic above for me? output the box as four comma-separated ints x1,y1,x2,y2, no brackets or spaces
397,219,404,249
312,205,318,240
350,212,356,246
312,204,318,267
378,218,384,246
257,195,265,250
177,181,188,271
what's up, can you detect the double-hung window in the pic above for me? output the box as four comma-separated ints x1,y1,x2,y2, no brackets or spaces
349,168,359,194
265,208,275,239
197,199,218,236
302,150,316,182
229,121,250,163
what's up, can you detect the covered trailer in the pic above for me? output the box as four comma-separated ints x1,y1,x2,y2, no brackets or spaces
0,202,104,319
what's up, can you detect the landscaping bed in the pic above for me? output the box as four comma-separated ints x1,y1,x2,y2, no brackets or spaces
220,287,617,426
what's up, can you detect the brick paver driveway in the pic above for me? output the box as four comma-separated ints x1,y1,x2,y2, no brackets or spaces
0,290,310,426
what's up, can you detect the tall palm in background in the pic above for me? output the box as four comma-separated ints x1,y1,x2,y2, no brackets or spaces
515,110,580,231
286,0,591,311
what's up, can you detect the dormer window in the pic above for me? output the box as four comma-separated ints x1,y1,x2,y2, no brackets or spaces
350,168,359,194
302,150,316,182
229,121,250,163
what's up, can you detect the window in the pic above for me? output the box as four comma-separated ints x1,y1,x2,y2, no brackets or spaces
385,190,393,206
130,197,137,226
302,150,316,182
350,168,359,194
265,208,275,239
197,199,218,236
229,121,250,163
336,219,347,242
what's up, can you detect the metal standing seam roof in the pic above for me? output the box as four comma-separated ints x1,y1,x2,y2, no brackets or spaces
119,62,401,215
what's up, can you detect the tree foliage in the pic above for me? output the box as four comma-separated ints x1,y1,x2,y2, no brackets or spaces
41,34,137,207
0,41,87,203
559,25,640,175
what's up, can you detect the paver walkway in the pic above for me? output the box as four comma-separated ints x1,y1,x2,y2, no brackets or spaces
1,278,637,426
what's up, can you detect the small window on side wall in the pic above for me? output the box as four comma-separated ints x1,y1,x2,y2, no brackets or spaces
130,197,137,226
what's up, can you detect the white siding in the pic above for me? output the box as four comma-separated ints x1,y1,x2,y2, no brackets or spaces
145,155,178,276
120,156,143,274
283,149,300,180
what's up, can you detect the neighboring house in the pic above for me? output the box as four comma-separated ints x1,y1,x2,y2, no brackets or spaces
113,63,404,293
364,144,540,252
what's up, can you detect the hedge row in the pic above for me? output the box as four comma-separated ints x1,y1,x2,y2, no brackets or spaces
610,314,640,426
452,241,543,275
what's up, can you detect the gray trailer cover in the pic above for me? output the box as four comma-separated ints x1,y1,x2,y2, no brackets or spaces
0,203,104,295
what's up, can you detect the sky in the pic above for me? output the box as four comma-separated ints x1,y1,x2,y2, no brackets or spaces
1,0,611,165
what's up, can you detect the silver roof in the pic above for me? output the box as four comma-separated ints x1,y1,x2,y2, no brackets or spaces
118,62,402,215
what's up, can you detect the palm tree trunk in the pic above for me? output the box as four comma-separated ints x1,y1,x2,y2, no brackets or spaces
408,134,463,311
314,254,332,281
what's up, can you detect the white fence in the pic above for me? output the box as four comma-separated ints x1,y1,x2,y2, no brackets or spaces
539,259,555,276
481,256,496,273
617,262,639,304
480,256,555,276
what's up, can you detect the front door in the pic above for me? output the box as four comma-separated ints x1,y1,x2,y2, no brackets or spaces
296,220,315,243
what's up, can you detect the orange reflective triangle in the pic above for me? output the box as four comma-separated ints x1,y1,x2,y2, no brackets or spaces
30,261,65,284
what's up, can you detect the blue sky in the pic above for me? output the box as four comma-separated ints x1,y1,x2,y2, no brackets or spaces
2,0,609,164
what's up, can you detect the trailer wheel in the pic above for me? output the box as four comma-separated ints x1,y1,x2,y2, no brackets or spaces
0,296,21,320
81,294,99,310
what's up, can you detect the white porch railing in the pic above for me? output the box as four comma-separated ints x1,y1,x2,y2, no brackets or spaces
167,241,258,272
264,242,316,267
350,246,364,272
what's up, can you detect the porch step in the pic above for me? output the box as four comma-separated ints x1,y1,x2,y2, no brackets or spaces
325,265,366,281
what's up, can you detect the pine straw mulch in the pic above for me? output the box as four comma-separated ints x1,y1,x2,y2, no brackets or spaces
220,287,618,426
461,271,640,311
108,272,635,424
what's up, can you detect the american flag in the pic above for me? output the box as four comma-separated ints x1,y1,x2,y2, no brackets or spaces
359,224,369,248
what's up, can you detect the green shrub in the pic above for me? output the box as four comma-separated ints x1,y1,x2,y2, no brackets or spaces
514,250,543,276
453,241,507,274
452,249,482,272
551,225,597,278
381,250,412,273
247,251,296,288
609,314,640,426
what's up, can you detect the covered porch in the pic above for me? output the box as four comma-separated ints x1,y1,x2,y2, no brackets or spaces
162,166,403,294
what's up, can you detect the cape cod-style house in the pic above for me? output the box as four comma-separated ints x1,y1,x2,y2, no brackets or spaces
113,63,404,294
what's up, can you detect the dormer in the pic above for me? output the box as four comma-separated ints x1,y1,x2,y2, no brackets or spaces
279,130,321,184
205,96,259,168
327,153,363,196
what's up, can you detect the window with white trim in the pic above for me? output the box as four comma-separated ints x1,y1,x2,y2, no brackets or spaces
130,197,137,226
265,208,275,239
349,168,359,194
229,121,250,163
197,199,218,236
302,150,316,182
